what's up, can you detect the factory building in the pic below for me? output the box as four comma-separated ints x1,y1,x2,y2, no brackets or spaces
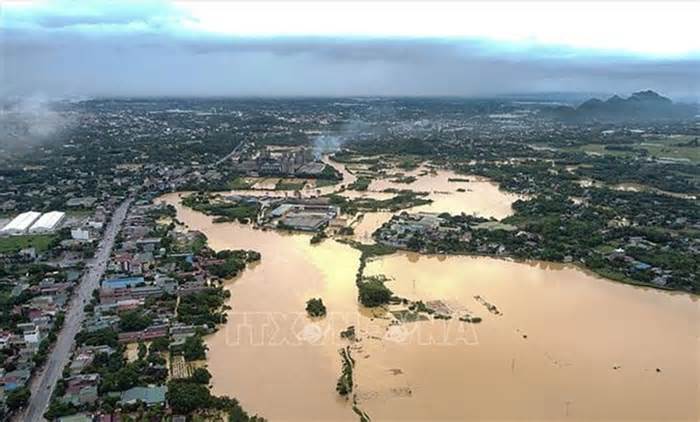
29,211,66,233
0,211,41,235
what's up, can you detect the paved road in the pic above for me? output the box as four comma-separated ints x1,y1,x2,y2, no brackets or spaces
213,140,246,167
15,198,132,422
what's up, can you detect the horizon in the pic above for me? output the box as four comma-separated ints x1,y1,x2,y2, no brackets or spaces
4,90,696,104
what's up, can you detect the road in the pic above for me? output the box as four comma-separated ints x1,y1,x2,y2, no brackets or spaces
15,198,132,422
213,140,246,167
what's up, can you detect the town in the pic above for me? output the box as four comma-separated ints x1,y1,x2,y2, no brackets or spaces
0,95,697,420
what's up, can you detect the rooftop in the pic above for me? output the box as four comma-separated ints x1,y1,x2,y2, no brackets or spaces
119,385,167,405
1,211,41,233
29,211,66,232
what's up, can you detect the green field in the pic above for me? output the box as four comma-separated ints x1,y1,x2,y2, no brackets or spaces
315,179,339,188
0,234,57,253
571,136,699,163
275,180,307,191
639,140,700,163
227,177,253,190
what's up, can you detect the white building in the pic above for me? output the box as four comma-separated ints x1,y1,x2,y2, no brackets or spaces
29,211,66,233
71,228,91,241
23,326,42,345
0,211,41,235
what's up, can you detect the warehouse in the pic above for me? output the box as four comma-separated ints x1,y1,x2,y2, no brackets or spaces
279,214,329,231
0,211,41,235
29,211,66,233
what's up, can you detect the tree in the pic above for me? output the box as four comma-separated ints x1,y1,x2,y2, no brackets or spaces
119,310,152,332
6,387,30,410
76,327,119,348
357,278,393,307
190,367,212,385
44,399,77,420
137,341,147,360
305,298,327,317
167,381,212,414
149,337,170,353
183,335,207,361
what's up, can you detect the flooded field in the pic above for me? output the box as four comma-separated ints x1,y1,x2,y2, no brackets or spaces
159,190,700,421
368,168,522,218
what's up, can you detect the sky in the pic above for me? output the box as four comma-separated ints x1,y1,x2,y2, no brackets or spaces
1,0,699,99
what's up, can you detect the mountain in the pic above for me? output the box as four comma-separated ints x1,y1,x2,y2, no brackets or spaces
550,90,697,123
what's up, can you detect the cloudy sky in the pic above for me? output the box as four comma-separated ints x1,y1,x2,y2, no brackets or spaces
2,0,699,99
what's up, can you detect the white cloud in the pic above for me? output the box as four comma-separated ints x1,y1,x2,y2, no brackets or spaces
177,1,700,57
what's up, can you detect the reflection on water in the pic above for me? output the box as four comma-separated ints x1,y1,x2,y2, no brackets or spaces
160,192,699,421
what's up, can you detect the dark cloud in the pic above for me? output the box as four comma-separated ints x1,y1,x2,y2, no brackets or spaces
1,12,698,100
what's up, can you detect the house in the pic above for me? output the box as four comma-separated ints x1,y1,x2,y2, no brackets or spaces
69,349,98,375
1,368,31,391
136,238,161,252
71,228,91,241
58,413,93,422
66,197,97,208
119,385,167,406
118,325,168,343
632,261,652,271
101,276,145,290
18,323,42,346
62,374,100,406
0,331,12,350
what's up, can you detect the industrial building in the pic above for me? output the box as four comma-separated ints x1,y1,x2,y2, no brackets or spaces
29,211,66,233
279,214,330,231
265,199,340,232
0,211,41,235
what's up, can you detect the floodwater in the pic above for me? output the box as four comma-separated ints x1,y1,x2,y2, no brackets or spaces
160,193,361,420
159,191,700,421
349,212,394,244
369,169,522,219
363,254,700,421
339,168,520,244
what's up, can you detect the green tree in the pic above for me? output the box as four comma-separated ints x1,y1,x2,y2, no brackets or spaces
190,367,212,385
6,387,30,410
167,381,212,414
149,337,170,353
119,310,152,332
357,278,393,307
183,335,208,361
305,298,327,317
137,341,147,360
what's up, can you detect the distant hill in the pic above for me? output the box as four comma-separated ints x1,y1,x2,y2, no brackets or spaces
549,90,697,123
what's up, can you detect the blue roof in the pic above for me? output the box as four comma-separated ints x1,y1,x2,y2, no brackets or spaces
633,262,652,270
101,277,145,289
120,385,167,405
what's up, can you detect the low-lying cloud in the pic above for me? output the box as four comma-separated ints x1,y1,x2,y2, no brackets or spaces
0,95,74,151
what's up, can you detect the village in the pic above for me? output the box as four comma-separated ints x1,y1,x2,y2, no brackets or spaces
0,198,119,417
1,195,261,420
38,200,261,420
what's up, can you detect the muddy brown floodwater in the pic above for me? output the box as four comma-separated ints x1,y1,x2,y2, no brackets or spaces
363,254,700,421
368,168,522,218
158,164,699,421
